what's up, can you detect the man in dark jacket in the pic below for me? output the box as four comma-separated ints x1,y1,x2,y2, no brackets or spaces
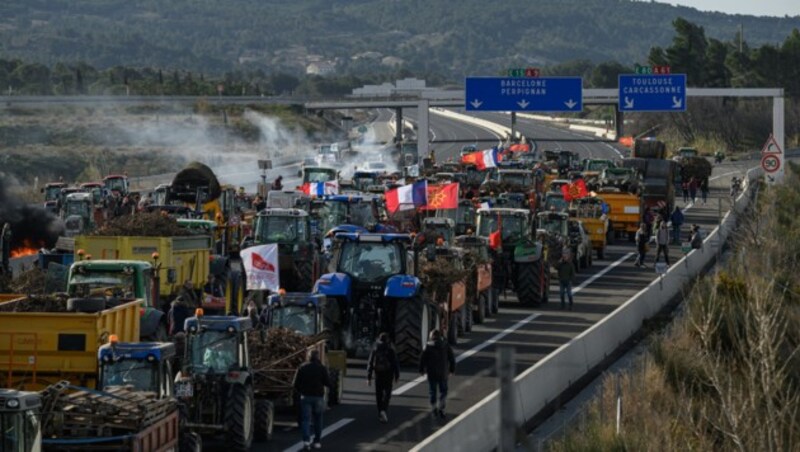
294,349,332,450
419,329,456,419
367,332,401,423
555,253,576,310
670,206,684,245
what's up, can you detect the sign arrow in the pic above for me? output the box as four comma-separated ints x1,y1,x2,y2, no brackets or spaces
624,97,634,109
564,99,577,109
672,96,683,109
470,99,483,109
517,99,529,109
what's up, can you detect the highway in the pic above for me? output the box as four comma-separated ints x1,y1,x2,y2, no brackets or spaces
259,115,750,452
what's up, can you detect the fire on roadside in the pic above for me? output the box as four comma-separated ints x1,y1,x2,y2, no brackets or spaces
10,239,42,258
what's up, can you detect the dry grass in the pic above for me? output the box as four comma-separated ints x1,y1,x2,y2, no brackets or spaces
548,164,800,452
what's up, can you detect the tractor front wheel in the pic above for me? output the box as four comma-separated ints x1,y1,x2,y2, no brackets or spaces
394,297,429,366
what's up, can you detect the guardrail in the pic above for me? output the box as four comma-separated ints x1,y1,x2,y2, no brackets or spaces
430,108,522,144
413,168,761,452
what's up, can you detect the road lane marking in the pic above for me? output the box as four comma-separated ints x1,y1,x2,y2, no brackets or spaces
392,312,541,396
283,418,355,452
573,252,636,292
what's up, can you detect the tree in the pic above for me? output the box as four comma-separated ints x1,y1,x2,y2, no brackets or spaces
590,61,633,88
664,18,708,86
704,39,730,88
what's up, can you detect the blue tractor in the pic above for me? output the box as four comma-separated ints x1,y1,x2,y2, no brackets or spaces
310,194,395,237
174,313,266,451
98,340,176,396
314,233,432,365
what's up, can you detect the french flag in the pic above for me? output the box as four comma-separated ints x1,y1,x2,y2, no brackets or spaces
461,147,501,170
302,181,339,196
385,180,428,213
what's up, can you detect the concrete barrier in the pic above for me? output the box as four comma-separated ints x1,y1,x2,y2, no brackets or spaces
430,108,521,143
413,168,762,452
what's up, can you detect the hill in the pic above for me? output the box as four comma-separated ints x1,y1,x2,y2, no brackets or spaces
1,0,799,76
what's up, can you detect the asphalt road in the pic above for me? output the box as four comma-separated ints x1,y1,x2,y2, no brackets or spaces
242,117,753,452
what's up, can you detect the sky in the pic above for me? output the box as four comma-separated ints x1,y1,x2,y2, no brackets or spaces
664,1,800,17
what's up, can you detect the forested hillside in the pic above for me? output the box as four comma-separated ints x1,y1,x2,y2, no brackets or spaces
2,0,799,75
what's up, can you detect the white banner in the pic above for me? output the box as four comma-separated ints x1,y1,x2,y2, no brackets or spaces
241,244,280,292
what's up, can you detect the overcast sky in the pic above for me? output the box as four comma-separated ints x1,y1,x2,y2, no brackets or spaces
664,1,800,17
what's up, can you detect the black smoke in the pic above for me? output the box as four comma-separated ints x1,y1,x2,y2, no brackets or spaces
0,175,64,251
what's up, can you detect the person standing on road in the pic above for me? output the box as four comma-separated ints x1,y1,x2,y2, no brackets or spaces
367,332,401,423
555,253,576,310
690,224,704,249
700,177,709,205
681,179,689,203
419,330,455,420
634,222,649,268
688,177,699,203
294,349,332,450
654,221,671,266
670,206,684,245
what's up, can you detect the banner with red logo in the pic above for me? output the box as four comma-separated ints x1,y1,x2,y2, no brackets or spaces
241,244,280,291
561,179,589,202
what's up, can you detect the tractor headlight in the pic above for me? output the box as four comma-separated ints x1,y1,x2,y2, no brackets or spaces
6,399,19,408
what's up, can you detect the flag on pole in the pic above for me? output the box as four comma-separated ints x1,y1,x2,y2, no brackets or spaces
385,180,428,213
461,147,501,170
422,183,459,210
489,214,502,250
561,179,589,201
301,181,339,196
241,244,280,291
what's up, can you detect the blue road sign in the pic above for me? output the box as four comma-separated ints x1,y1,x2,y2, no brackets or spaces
465,77,583,112
618,74,687,112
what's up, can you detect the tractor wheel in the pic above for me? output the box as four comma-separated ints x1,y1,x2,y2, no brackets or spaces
464,300,474,332
394,297,429,366
597,246,605,260
447,311,458,346
67,298,106,313
254,399,274,442
294,259,315,292
457,304,466,336
606,226,614,245
322,297,343,350
328,368,343,406
579,251,587,269
179,432,202,452
490,288,499,314
474,293,486,325
514,260,545,307
225,384,254,451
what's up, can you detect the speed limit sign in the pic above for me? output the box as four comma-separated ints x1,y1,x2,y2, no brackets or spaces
761,153,781,173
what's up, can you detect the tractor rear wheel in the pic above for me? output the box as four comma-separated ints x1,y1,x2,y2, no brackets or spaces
394,297,429,366
514,260,545,307
447,311,458,346
179,432,202,452
464,300,474,332
225,384,254,451
474,294,486,324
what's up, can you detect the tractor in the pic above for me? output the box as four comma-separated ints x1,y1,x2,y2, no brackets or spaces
433,199,477,236
61,192,96,237
97,340,176,397
536,211,591,271
454,235,495,325
243,208,320,295
314,233,431,365
476,207,549,306
175,313,258,451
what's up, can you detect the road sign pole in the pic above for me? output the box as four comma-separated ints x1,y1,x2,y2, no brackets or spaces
615,106,624,138
772,95,785,184
417,100,430,163
511,112,517,142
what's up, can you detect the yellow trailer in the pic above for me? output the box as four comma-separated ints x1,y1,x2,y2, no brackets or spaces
0,295,141,390
595,189,643,240
75,235,212,302
572,197,610,259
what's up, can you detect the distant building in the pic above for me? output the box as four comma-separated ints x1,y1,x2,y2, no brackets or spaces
306,62,337,76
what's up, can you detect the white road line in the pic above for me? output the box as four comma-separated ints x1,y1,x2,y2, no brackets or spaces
283,418,355,452
392,312,541,396
573,252,636,292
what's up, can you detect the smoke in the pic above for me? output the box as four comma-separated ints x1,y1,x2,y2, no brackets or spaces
0,174,64,250
339,124,399,178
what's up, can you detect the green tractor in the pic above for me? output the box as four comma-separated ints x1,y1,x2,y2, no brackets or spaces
476,208,549,307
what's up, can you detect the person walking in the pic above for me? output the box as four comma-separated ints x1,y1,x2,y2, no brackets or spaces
670,206,684,245
634,222,649,268
555,253,576,310
419,330,455,420
700,177,709,205
688,177,698,203
690,225,703,249
367,333,401,423
681,179,689,203
271,175,284,191
654,221,670,266
294,349,332,450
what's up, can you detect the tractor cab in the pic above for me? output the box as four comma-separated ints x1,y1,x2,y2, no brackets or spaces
181,314,252,376
421,217,456,245
312,195,386,234
536,211,570,237
264,293,326,336
476,208,534,249
434,200,477,236
98,340,176,397
79,182,104,205
62,192,95,237
103,174,129,197
302,166,338,184
351,171,381,192
0,388,42,452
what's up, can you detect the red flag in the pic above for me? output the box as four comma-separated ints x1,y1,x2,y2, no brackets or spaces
508,143,531,153
423,183,459,210
489,215,502,250
561,179,589,202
